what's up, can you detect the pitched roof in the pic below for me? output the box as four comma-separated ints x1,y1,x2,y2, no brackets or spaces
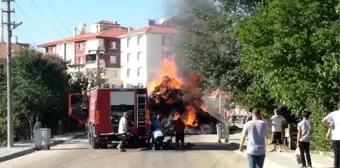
0,42,27,58
37,27,128,47
119,26,178,38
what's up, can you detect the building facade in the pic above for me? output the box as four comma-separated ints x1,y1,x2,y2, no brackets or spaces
119,20,178,87
38,21,128,85
0,40,31,74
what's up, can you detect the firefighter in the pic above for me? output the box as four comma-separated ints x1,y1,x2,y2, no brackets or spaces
117,112,129,152
173,112,185,149
152,116,165,150
150,114,164,149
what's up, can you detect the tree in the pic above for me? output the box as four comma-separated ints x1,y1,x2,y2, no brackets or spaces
235,0,339,151
178,0,276,112
69,71,91,93
11,49,71,136
85,67,107,88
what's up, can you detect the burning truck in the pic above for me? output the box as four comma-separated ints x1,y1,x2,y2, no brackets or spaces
147,57,221,134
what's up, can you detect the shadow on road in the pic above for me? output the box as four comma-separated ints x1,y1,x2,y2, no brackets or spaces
136,142,240,152
51,147,89,151
185,142,239,151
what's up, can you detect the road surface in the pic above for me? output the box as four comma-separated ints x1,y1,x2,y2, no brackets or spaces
0,134,248,168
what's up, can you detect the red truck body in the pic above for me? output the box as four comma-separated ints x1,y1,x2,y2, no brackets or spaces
69,87,150,149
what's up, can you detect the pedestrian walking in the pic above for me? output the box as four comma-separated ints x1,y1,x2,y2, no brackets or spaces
322,101,340,168
296,110,313,168
239,109,267,168
117,112,129,152
269,109,286,152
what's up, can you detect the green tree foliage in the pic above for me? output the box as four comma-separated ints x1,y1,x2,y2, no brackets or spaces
234,0,339,151
0,48,82,144
85,68,108,88
11,49,71,137
181,0,339,151
180,0,276,112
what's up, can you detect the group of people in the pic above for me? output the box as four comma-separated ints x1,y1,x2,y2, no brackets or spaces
239,101,340,168
116,112,186,152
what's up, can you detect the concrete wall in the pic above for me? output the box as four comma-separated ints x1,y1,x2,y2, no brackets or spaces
85,39,104,54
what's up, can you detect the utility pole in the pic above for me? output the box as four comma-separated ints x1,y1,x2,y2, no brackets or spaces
88,47,105,87
2,0,22,148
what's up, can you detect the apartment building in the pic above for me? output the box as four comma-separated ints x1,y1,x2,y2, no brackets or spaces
37,21,128,85
119,19,178,87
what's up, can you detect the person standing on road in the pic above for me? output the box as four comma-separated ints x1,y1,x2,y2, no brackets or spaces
322,101,340,168
117,112,129,152
174,112,186,149
296,110,313,168
239,109,267,168
270,109,286,152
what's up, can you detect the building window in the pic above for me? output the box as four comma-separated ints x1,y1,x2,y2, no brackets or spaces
79,57,83,64
137,36,142,45
77,43,83,50
127,38,131,47
110,41,116,49
127,68,131,77
162,51,173,58
86,54,96,63
137,67,142,77
127,53,130,62
162,36,172,46
110,55,117,64
137,52,142,61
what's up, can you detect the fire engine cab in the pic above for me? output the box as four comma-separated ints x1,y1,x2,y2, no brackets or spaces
68,86,150,149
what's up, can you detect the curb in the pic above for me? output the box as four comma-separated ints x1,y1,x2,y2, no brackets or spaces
0,136,75,163
0,148,35,163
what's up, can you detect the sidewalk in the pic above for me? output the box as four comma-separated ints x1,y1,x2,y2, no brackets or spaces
0,132,80,162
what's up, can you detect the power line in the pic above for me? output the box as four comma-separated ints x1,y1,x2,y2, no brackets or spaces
30,0,65,37
14,1,50,38
46,1,72,35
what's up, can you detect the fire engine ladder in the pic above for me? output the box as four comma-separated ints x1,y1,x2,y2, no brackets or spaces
137,92,147,135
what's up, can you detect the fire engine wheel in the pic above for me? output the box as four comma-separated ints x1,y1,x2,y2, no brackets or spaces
90,134,99,149
100,143,108,149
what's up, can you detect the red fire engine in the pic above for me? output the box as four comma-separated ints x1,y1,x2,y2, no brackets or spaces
68,86,150,149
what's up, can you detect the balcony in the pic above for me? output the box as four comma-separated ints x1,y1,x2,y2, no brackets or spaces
85,54,105,69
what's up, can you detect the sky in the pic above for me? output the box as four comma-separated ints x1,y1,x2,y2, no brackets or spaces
7,0,171,46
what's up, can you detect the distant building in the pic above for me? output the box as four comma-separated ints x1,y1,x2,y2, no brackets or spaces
0,38,30,74
119,19,178,87
37,21,128,85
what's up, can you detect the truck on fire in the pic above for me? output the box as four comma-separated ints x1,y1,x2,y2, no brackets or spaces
68,86,150,149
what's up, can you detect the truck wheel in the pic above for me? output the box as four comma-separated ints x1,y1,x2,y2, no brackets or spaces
100,143,108,149
90,134,99,149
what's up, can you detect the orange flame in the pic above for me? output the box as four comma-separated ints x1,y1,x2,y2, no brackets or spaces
146,109,151,125
147,56,182,95
184,105,198,127
147,55,202,127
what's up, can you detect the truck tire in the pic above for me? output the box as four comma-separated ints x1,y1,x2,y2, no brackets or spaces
90,134,99,149
100,143,108,149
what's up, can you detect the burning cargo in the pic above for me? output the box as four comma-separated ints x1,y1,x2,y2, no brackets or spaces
147,57,221,134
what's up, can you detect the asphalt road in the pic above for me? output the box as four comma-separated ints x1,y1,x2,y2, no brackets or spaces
0,134,248,168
